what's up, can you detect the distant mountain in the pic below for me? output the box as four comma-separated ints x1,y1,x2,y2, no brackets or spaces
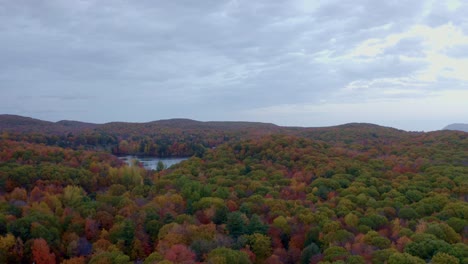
443,123,468,132
0,114,98,134
100,118,280,132
2,114,451,157
0,115,408,137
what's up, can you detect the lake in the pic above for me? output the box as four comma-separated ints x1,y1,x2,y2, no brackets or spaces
118,155,188,170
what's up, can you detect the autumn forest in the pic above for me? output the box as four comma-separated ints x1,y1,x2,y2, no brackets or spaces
0,115,466,264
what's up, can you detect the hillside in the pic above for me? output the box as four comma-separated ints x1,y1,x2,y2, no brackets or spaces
0,115,98,134
0,115,415,157
0,126,466,263
0,115,282,135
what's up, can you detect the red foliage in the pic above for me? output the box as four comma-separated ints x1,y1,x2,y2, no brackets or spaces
241,248,256,263
32,238,56,264
164,244,196,264
265,254,283,264
85,218,98,241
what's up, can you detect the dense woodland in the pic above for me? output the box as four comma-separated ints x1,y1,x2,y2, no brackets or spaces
0,115,467,264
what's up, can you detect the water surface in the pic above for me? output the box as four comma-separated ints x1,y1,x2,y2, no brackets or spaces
119,155,188,170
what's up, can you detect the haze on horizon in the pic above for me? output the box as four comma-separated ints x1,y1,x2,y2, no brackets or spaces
1,0,467,132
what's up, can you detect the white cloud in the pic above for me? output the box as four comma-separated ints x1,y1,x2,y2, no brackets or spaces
336,22,468,101
349,36,402,57
446,0,462,11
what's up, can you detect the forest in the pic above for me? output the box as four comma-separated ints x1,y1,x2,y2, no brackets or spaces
0,115,467,264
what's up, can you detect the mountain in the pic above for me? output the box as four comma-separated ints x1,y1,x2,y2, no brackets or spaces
98,118,281,133
0,114,98,134
443,123,468,132
0,115,409,139
0,114,424,157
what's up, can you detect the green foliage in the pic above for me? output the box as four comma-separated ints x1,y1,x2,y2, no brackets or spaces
62,185,85,208
213,205,229,225
347,255,365,264
156,160,165,172
246,233,272,262
432,252,460,264
446,243,468,263
246,214,268,235
207,247,251,264
372,249,397,264
405,236,451,260
323,229,354,245
364,231,391,249
109,220,135,250
323,246,349,262
272,216,291,234
388,253,425,264
405,189,424,203
193,197,225,210
344,213,359,228
226,212,246,238
399,207,419,220
143,252,163,264
446,217,467,233
425,222,461,243
300,243,320,264
89,250,132,264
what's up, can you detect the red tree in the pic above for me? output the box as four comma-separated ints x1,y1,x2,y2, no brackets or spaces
32,238,56,264
164,244,196,264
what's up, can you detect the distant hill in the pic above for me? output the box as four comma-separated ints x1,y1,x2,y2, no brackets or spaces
2,114,465,157
0,115,408,138
0,114,98,134
443,123,468,132
99,118,281,133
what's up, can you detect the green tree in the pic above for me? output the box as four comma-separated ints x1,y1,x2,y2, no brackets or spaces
347,255,365,264
156,161,165,172
226,212,246,239
207,247,251,264
399,207,419,220
372,249,397,264
388,253,425,264
246,214,268,235
431,252,460,264
300,243,320,264
89,250,132,264
213,205,228,225
426,222,461,243
344,213,359,228
363,231,391,249
405,235,451,260
272,216,290,235
62,185,85,208
247,233,272,263
323,246,349,262
143,252,163,264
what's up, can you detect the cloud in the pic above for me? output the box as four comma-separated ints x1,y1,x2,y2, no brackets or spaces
0,0,467,130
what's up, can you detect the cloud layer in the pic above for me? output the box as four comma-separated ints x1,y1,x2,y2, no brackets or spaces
1,0,467,130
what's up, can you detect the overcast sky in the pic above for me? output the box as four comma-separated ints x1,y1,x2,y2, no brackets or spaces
1,0,467,131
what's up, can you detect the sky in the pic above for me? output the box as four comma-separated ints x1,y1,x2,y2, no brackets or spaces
1,0,468,131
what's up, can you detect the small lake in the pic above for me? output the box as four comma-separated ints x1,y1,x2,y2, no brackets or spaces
118,155,188,170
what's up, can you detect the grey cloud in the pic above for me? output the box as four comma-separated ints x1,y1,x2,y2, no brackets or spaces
424,1,468,28
1,0,467,130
